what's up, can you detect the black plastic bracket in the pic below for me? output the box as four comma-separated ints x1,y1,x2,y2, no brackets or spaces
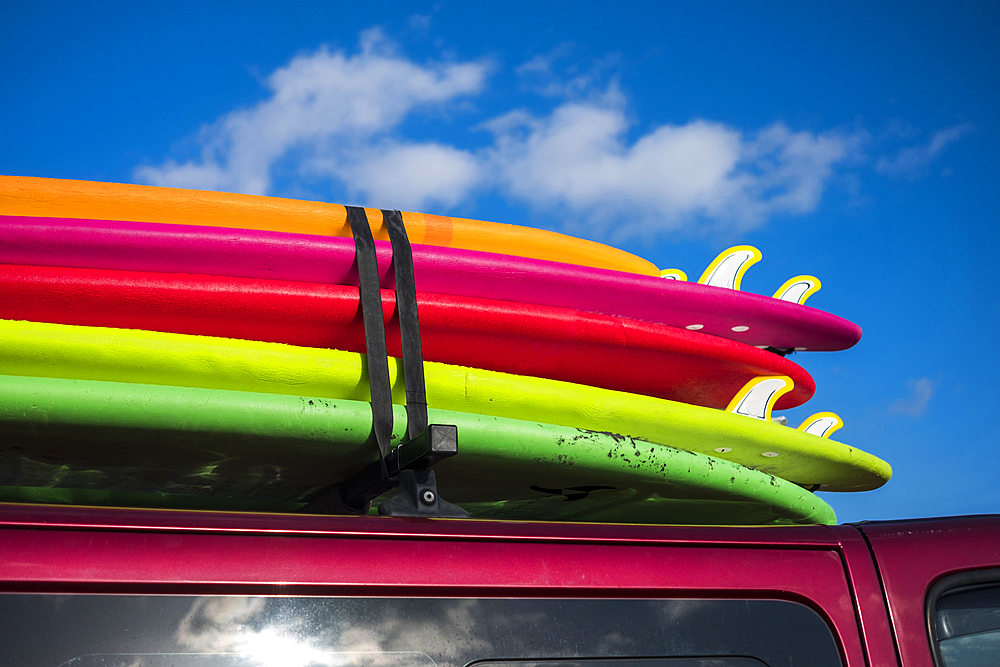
379,468,468,518
341,423,459,511
302,423,461,514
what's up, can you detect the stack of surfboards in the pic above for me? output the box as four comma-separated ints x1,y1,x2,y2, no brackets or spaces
0,176,890,526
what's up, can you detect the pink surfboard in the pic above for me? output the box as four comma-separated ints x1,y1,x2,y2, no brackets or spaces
0,215,861,351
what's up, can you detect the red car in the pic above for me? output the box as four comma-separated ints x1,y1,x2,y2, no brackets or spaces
0,504,996,667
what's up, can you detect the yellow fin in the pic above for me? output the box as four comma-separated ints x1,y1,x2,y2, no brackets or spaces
698,246,762,290
773,275,822,305
797,412,844,439
726,376,794,421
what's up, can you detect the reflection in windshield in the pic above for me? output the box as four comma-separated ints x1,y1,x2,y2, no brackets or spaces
173,597,444,667
939,633,1000,667
60,652,436,667
936,583,1000,667
1,596,842,667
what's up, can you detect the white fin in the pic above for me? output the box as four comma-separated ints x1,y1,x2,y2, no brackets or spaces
773,275,822,305
698,246,762,290
660,268,688,281
797,412,844,438
726,376,794,421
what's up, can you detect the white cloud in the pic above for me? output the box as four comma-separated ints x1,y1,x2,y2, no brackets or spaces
176,597,266,651
512,43,603,98
407,14,432,30
890,377,935,417
876,123,972,177
486,92,855,237
318,140,484,209
136,28,488,208
135,29,870,237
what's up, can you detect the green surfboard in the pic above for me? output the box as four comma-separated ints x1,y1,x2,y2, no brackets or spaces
0,375,835,525
0,320,890,492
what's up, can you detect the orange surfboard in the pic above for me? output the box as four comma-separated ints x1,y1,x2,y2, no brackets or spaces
0,175,660,276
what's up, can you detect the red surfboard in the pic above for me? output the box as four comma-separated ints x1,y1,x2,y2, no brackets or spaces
0,264,815,410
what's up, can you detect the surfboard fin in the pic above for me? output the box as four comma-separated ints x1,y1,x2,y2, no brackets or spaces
797,412,844,438
773,275,822,305
698,246,762,290
726,376,794,421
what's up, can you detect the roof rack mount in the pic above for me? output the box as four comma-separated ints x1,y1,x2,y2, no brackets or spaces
302,207,467,519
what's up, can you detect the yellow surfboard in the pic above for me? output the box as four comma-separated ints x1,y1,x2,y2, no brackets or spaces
0,319,890,492
0,176,660,276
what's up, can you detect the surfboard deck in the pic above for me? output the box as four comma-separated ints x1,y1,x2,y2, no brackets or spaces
0,375,837,525
0,214,862,351
0,319,891,492
0,176,659,276
0,263,816,410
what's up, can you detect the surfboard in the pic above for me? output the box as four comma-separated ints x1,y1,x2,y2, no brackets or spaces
0,176,660,276
0,263,816,410
0,375,837,525
0,215,863,351
0,319,891,492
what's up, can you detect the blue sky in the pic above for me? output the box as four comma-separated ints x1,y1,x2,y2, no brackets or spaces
2,1,997,522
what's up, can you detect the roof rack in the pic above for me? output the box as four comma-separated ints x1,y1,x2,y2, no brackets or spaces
301,207,468,518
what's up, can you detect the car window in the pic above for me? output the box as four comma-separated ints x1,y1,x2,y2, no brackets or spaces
934,584,1000,667
0,597,841,667
473,660,766,667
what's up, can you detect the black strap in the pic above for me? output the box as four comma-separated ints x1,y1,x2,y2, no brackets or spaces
302,207,464,517
382,209,428,439
345,206,392,480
